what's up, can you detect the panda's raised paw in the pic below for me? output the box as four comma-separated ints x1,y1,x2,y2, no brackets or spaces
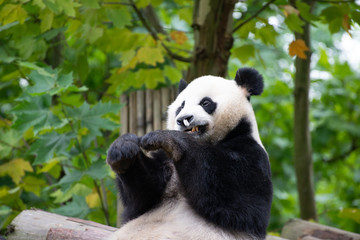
106,134,141,174
140,130,183,162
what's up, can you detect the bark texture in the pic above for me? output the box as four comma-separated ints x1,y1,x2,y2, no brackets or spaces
292,0,317,221
186,0,237,82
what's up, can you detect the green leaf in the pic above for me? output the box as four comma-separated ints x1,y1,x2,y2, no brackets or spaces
52,195,90,218
81,0,100,9
52,183,92,203
12,95,64,133
255,25,277,46
232,45,255,64
85,161,109,180
296,1,319,22
351,10,360,25
66,102,120,136
164,66,182,84
28,132,76,164
0,4,28,25
0,206,12,216
236,21,256,39
88,27,103,44
106,8,132,29
40,9,54,33
0,129,22,158
284,14,305,33
27,68,74,95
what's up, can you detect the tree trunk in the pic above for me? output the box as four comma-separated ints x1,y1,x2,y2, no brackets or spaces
292,1,317,221
186,0,236,82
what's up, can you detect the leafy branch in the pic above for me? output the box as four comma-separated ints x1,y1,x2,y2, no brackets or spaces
128,0,192,63
61,102,110,225
233,0,276,33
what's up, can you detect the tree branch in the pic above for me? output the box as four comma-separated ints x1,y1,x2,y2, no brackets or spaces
129,0,191,63
233,0,276,33
323,139,359,163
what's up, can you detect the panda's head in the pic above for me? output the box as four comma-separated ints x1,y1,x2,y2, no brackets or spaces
167,68,264,144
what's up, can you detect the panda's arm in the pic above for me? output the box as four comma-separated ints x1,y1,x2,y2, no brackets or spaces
140,130,272,238
107,134,172,223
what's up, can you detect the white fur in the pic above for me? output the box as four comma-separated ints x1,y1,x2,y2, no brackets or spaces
109,196,258,240
167,76,263,146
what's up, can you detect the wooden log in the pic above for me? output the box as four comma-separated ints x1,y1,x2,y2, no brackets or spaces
6,209,288,240
120,94,129,136
281,218,360,240
6,209,117,240
145,89,153,133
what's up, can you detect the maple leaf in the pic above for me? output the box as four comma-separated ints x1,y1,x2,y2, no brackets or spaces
136,47,164,66
288,39,309,59
170,31,188,45
0,158,33,184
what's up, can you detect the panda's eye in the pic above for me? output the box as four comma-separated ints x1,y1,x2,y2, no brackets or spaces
200,100,210,107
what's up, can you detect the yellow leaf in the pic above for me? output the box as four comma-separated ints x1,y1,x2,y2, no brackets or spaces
288,39,309,59
0,187,9,198
280,5,299,17
86,192,101,208
37,159,60,174
170,31,188,45
0,158,33,184
136,47,164,66
21,176,47,196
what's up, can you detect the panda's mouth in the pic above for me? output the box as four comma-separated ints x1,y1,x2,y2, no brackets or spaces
184,125,208,134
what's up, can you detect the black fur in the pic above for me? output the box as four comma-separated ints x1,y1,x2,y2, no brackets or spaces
175,101,185,116
107,133,173,222
107,119,272,238
235,68,264,96
199,97,217,115
178,79,188,94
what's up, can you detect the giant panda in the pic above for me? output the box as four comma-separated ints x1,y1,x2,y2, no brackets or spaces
106,67,272,240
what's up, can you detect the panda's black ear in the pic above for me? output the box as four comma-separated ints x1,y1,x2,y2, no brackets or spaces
234,67,264,96
178,79,188,94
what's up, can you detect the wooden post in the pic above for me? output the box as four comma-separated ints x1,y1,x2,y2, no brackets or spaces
153,89,162,130
145,89,153,133
160,88,170,130
136,90,145,136
129,92,137,134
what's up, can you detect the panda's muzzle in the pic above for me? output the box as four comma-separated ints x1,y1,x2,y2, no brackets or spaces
177,115,207,134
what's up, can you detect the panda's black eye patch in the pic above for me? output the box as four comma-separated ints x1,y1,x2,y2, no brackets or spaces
199,97,216,115
175,101,185,116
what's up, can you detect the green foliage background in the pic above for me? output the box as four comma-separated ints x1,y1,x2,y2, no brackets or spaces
0,0,360,235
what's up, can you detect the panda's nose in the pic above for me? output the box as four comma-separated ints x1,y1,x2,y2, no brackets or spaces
177,115,194,127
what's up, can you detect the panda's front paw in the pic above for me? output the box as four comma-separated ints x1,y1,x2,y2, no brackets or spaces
140,130,183,162
107,134,141,174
